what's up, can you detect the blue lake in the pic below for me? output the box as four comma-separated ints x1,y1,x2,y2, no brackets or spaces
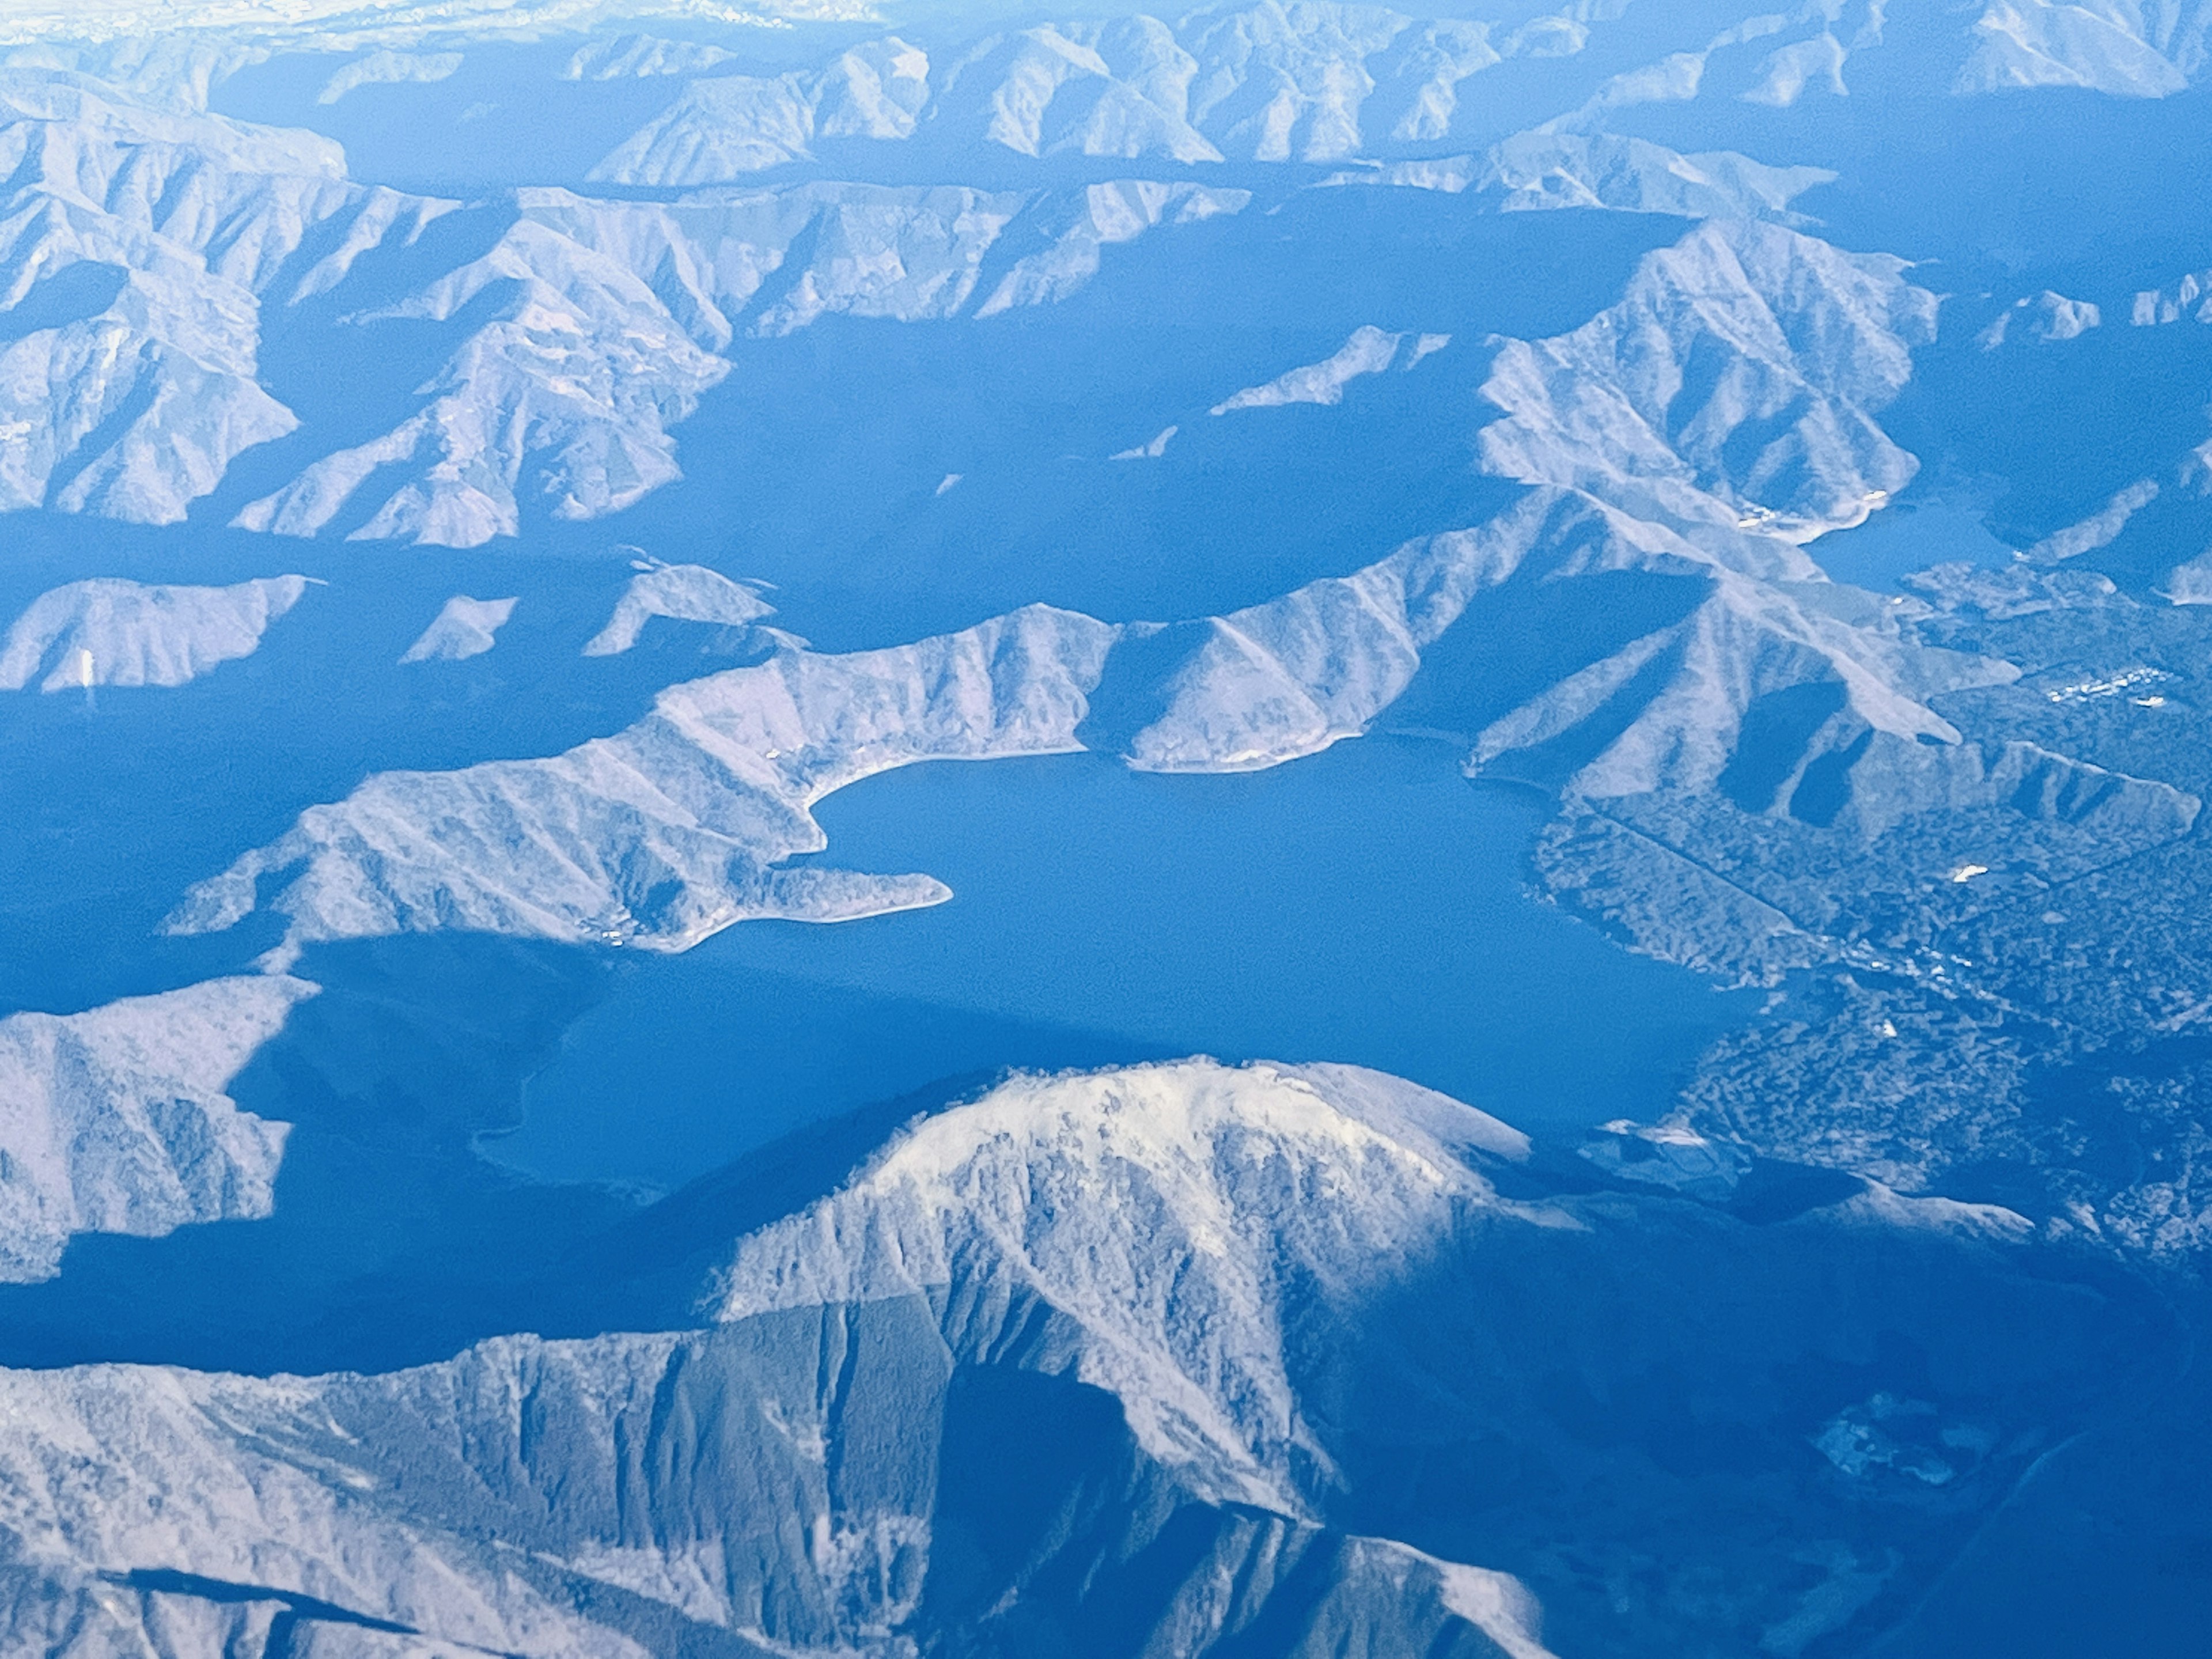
490,737,1753,1193
1808,494,2020,592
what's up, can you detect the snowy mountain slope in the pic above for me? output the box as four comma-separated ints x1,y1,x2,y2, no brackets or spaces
165,603,1118,963
1081,217,2035,804
13,0,2210,134
516,179,1225,348
1320,132,1838,223
561,31,737,81
711,1059,1537,1516
0,1058,2146,1657
1955,0,2212,96
2133,265,2212,324
0,975,314,1282
590,36,933,178
399,591,513,661
316,47,461,104
581,559,770,656
0,69,413,524
1476,217,1936,544
24,12,2200,551
0,574,309,690
969,177,1249,316
0,1063,1552,1657
1532,0,2212,120
1979,289,2102,346
0,74,324,521
1209,323,1446,413
586,7,1536,182
0,1319,1540,1658
576,0,2212,192
0,65,1255,544
232,208,733,546
1080,477,2034,812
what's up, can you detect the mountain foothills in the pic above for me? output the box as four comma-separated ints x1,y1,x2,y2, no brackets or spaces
2,3,2212,1658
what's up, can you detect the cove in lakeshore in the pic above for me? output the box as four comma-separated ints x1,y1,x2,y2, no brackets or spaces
489,736,1758,1195
1807,494,2020,593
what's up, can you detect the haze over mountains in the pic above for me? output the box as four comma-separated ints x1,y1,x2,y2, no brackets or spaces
3,2,2212,1655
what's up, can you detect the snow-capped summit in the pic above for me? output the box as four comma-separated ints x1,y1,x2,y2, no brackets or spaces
1478,217,1935,544
714,1058,1535,1514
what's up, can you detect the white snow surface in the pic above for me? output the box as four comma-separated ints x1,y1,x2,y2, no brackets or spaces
579,1,2212,185
0,574,308,690
561,31,736,79
1955,0,2209,96
315,47,461,103
1477,217,1936,545
399,592,515,662
582,560,771,655
586,8,1537,180
0,0,869,51
0,975,315,1282
0,63,1248,545
2133,267,2212,324
0,73,316,524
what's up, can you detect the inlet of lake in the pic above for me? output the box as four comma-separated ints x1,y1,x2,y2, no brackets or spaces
488,735,1756,1194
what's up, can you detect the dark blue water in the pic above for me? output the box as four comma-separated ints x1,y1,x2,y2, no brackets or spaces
491,737,1751,1191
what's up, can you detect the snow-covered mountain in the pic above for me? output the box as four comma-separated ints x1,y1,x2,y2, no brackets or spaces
581,559,771,656
160,199,2192,978
1956,0,2212,96
6,2,2203,551
0,574,308,690
0,0,870,53
0,65,1252,545
398,590,514,661
0,975,313,1282
582,1,2212,185
0,1057,2146,1657
165,603,1114,962
1319,131,1839,222
7,6,2212,1654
